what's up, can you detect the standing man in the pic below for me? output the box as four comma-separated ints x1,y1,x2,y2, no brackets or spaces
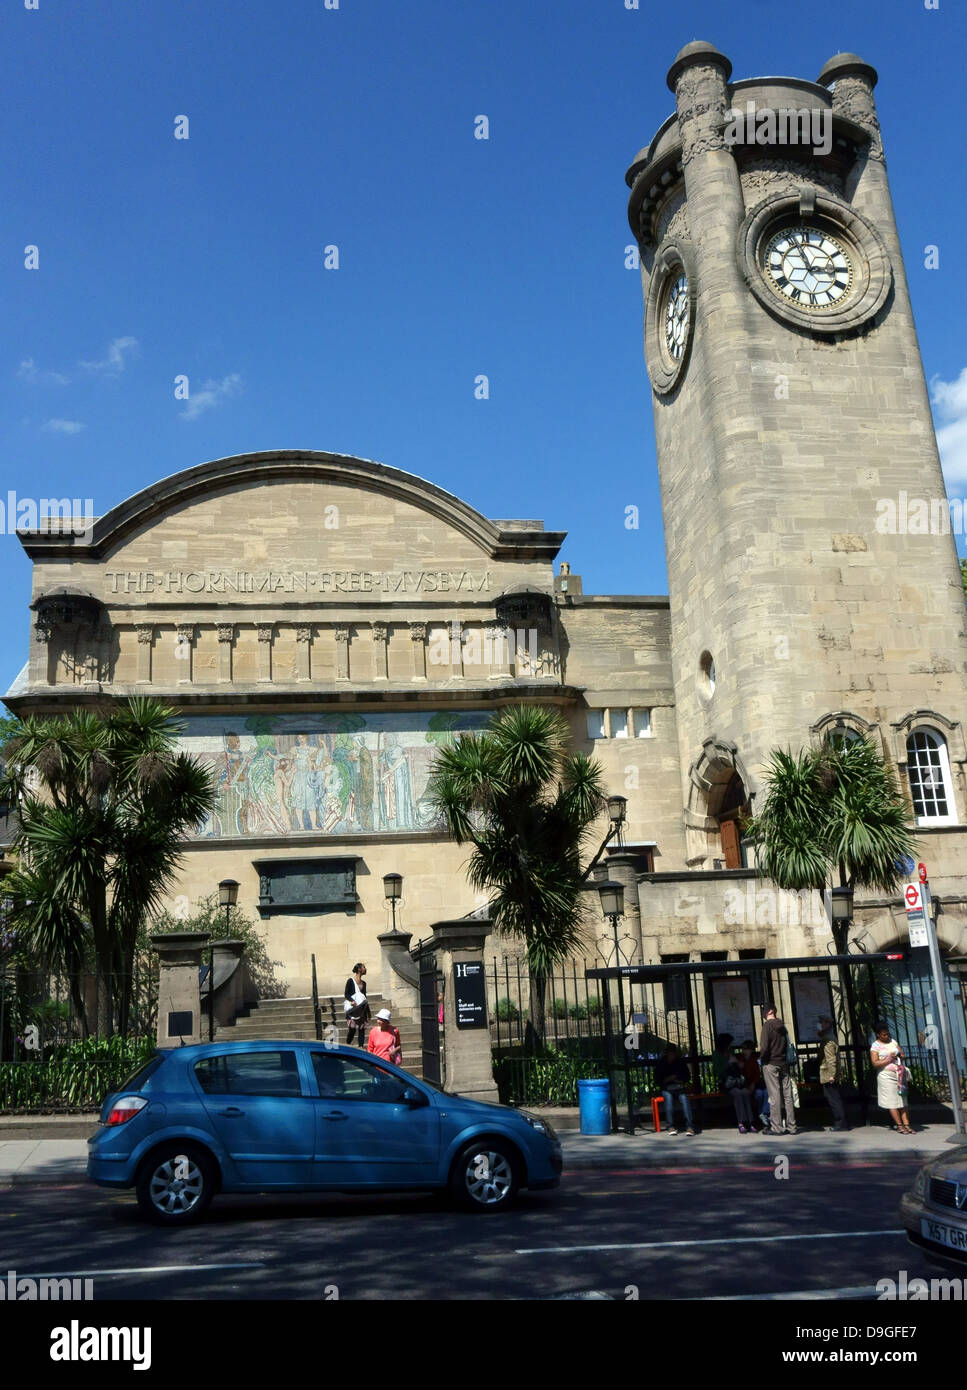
759,1004,798,1136
818,1016,849,1132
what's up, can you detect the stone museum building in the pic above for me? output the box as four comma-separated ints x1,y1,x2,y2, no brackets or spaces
4,44,967,1027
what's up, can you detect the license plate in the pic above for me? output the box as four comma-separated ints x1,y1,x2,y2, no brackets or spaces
921,1216,967,1252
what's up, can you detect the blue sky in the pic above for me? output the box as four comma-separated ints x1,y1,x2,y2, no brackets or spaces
2,0,965,695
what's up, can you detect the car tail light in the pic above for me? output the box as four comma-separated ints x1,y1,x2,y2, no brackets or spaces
105,1096,148,1126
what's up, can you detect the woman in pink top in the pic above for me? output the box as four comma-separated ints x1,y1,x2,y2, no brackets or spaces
367,1008,402,1066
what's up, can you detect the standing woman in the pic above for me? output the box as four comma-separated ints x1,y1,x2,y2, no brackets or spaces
345,962,370,1046
870,1020,912,1133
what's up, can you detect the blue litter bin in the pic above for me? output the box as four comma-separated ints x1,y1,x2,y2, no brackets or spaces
577,1078,611,1135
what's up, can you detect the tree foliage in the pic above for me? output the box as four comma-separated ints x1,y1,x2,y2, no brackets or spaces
0,698,216,1034
427,705,609,1043
744,737,917,898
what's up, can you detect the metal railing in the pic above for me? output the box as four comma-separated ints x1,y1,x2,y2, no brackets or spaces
488,951,967,1113
311,953,322,1041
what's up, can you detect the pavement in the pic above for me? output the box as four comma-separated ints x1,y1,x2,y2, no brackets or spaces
0,1114,964,1185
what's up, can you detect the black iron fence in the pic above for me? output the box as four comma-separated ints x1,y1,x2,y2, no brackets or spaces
490,956,612,1106
489,951,967,1114
589,952,967,1132
0,965,156,1111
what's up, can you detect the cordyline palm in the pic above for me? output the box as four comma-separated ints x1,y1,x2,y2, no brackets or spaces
428,705,607,1050
0,698,215,1035
744,737,917,945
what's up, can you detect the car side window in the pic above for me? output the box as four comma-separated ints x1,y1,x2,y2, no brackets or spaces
311,1052,408,1103
195,1050,302,1097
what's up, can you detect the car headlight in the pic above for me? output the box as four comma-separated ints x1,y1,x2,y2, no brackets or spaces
912,1168,927,1200
519,1110,555,1139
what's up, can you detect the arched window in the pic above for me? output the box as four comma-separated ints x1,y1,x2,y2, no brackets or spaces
906,728,957,825
826,725,863,752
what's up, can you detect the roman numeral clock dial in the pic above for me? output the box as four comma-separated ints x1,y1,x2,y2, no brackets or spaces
664,273,690,358
764,226,853,309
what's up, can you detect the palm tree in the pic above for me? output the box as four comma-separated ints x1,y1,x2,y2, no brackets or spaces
0,698,216,1036
745,736,918,947
427,705,608,1051
745,736,918,1101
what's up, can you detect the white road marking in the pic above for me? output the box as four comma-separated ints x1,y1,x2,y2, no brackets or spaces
19,1262,265,1277
512,1229,905,1255
704,1286,879,1301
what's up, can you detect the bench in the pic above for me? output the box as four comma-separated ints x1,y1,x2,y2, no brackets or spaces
649,1081,823,1131
650,1092,721,1132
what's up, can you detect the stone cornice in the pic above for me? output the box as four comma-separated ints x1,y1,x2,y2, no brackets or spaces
15,450,567,565
4,681,587,715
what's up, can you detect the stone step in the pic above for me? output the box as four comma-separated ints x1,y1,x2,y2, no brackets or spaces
220,1020,423,1040
221,1025,423,1043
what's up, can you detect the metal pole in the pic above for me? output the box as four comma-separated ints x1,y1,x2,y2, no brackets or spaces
311,953,322,1041
840,953,867,1127
921,881,966,1138
611,913,634,1134
601,976,618,1133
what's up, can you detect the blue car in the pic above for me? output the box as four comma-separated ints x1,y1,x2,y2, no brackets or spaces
88,1040,562,1223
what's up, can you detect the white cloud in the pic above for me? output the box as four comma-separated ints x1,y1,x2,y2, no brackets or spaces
42,418,86,435
17,357,70,385
179,373,243,421
932,367,967,487
78,336,139,375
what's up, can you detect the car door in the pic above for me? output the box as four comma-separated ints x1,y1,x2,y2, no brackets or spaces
309,1051,440,1188
193,1049,314,1186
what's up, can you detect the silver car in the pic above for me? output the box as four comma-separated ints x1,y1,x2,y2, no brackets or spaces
900,1145,967,1263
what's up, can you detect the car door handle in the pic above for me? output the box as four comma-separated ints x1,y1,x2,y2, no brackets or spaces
322,1110,349,1121
217,1106,245,1117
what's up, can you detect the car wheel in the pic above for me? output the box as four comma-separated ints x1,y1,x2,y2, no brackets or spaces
136,1143,216,1225
449,1140,519,1212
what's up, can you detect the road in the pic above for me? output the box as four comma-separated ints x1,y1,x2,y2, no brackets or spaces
0,1156,949,1301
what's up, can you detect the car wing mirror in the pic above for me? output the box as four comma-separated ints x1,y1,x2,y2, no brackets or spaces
401,1087,428,1107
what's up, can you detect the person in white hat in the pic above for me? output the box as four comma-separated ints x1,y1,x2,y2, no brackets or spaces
367,1007,402,1065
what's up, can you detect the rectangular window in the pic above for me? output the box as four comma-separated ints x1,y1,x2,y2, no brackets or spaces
586,710,605,740
635,708,652,737
194,1050,302,1098
661,953,689,1014
609,709,628,739
312,1052,408,1103
701,951,728,1013
739,949,768,1006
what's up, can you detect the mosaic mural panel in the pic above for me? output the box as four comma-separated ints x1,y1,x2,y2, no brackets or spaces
180,711,490,839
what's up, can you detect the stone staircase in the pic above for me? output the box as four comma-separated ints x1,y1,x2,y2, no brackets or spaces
216,995,426,1078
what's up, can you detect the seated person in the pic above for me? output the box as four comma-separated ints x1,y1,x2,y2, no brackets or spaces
654,1044,695,1135
722,1047,757,1134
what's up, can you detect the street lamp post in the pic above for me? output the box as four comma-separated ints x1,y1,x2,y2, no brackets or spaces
829,882,867,1124
213,879,239,1042
383,872,403,934
597,878,632,1133
606,795,627,850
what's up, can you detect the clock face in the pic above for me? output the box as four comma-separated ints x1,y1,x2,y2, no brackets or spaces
763,226,853,309
663,272,690,359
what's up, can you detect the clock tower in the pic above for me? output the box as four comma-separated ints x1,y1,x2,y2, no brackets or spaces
627,43,967,867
